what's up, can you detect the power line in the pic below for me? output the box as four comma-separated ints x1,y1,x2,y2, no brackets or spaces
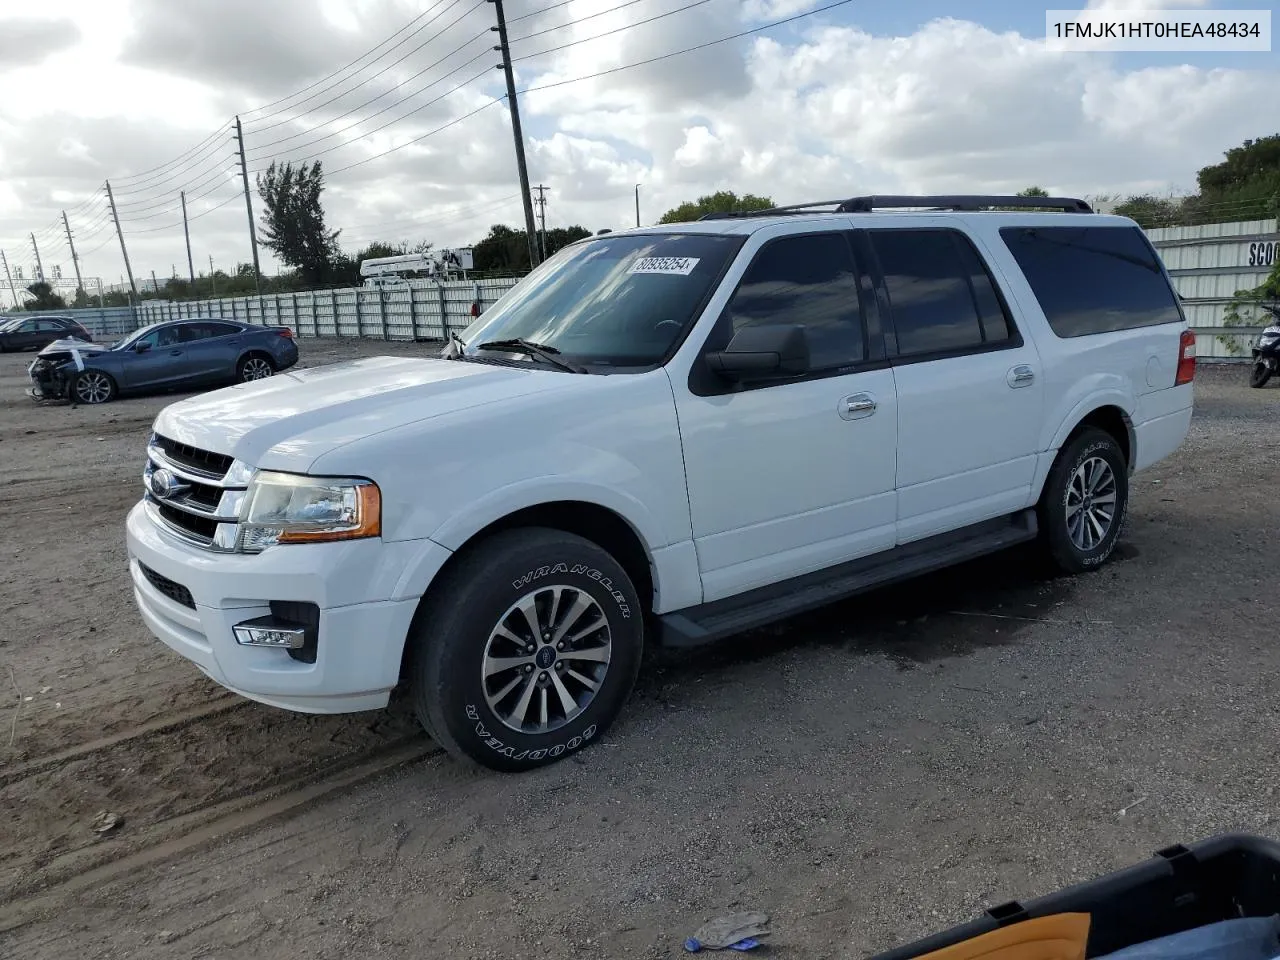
301,0,853,180
249,68,494,172
240,0,460,120
512,0,717,63
508,0,577,24
520,0,855,94
116,176,236,223
112,121,235,186
247,42,492,158
246,0,476,130
114,166,237,215
509,0,664,43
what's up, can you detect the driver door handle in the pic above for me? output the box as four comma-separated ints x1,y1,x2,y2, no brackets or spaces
169,349,183,356
839,392,877,420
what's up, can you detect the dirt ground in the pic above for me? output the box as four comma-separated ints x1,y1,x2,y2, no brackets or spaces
1,341,1278,959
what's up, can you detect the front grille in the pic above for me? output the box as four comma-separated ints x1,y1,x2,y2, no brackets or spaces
144,435,248,552
139,562,196,609
156,502,218,543
153,434,234,479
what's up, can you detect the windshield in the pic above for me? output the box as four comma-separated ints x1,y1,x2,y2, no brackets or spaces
457,231,744,368
111,322,165,350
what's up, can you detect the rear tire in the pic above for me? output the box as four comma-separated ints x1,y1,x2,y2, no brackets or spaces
1250,360,1272,389
409,527,644,772
1037,427,1129,575
237,353,275,382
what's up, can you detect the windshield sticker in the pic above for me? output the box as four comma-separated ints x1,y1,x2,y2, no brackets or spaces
628,256,700,276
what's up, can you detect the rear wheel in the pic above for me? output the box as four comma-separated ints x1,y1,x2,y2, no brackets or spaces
237,353,275,382
1250,360,1272,389
1037,427,1129,574
409,527,644,772
72,369,117,405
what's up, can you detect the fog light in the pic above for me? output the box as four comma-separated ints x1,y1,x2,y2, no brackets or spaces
233,616,306,649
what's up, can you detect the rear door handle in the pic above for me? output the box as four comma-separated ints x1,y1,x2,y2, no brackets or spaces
169,350,183,356
1007,364,1035,388
839,392,877,420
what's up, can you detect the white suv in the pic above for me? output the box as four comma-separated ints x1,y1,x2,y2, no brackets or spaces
125,195,1196,772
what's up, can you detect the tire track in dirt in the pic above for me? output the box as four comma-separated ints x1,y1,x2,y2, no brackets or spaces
0,738,439,934
0,695,430,905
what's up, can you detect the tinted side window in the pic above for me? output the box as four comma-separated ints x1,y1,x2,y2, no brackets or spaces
870,230,998,356
725,233,865,370
999,225,1183,337
206,322,240,337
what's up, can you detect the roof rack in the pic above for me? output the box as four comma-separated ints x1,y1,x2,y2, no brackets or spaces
698,194,1093,220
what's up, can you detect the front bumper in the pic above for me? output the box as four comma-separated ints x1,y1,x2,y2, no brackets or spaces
126,500,447,713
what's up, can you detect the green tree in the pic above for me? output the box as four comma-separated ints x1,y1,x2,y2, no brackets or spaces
1114,194,1183,228
1017,186,1049,197
472,224,591,272
256,160,341,287
22,281,66,310
658,190,775,224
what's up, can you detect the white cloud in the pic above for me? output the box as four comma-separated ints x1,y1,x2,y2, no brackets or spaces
0,1,1275,291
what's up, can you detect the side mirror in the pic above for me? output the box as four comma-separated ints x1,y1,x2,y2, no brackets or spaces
706,324,810,381
134,341,152,353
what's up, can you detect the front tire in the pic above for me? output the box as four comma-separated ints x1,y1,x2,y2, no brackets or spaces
409,527,644,772
1250,360,1272,389
1037,427,1129,574
71,369,117,405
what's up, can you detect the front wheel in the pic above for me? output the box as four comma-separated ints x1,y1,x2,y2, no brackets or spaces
1037,427,1129,575
71,369,117,405
409,527,644,772
1250,360,1272,389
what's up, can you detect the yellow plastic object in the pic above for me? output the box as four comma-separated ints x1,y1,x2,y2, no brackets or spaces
909,914,1091,960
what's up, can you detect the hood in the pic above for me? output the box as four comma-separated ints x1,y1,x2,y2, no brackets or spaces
152,355,574,471
39,337,107,358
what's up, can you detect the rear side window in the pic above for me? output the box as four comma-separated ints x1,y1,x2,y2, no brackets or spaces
869,229,1016,357
999,225,1183,337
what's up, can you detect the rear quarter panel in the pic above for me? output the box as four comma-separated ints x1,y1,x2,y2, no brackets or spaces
964,216,1190,463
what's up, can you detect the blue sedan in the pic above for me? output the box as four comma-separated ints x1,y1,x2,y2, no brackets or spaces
27,317,300,405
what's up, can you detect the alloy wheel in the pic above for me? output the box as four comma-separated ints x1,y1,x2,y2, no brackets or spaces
1065,455,1117,551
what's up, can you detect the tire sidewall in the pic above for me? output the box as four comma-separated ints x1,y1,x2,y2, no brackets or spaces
238,354,273,382
1046,432,1129,572
1251,361,1271,388
421,533,643,771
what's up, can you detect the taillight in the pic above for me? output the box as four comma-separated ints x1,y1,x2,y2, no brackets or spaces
278,328,294,338
1175,328,1196,385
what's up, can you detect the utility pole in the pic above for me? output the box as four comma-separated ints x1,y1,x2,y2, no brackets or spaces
105,180,139,307
490,0,540,271
210,255,217,298
533,184,548,261
0,250,18,309
181,189,196,286
635,184,641,228
234,116,263,296
30,233,44,282
62,210,84,299
151,269,159,298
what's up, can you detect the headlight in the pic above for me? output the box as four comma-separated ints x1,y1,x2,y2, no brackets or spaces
237,471,381,552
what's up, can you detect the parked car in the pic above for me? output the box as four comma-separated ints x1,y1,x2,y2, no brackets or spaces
0,315,92,352
28,317,298,405
125,194,1195,773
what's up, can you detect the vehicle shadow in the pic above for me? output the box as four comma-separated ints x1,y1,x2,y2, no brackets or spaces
636,541,1141,696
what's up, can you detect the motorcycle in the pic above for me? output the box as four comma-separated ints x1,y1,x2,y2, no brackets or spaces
1250,304,1280,389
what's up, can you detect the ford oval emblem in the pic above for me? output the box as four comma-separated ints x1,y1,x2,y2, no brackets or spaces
149,468,188,500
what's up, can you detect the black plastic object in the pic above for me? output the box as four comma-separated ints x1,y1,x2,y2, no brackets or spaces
867,834,1280,960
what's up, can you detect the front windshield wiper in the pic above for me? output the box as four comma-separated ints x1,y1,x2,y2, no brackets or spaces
475,338,586,374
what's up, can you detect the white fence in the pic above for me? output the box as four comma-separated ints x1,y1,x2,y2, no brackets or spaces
133,277,521,342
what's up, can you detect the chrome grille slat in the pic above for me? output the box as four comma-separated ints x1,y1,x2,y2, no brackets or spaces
143,434,248,552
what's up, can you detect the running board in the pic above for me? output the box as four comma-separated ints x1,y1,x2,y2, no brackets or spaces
659,509,1039,647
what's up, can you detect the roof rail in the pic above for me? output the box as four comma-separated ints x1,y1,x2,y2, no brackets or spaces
695,195,1093,220
835,195,1093,213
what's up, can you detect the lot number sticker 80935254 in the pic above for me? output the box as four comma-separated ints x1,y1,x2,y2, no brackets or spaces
628,256,700,276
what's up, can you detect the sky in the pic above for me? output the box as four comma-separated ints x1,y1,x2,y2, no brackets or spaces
0,0,1276,297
